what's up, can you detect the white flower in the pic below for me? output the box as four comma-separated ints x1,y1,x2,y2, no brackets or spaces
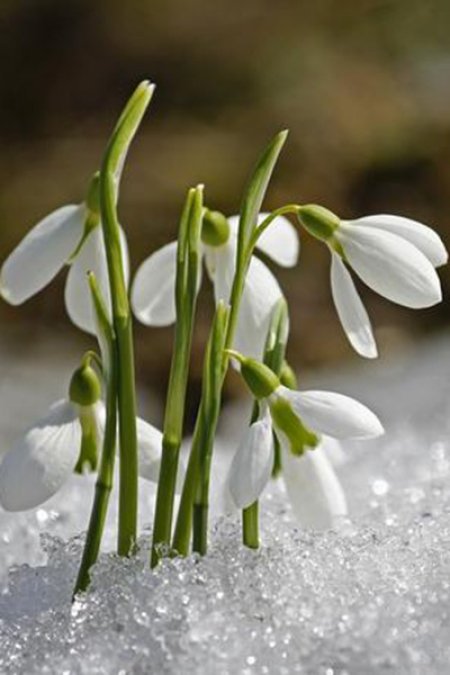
330,214,447,358
131,213,299,360
0,204,129,334
0,400,164,512
227,385,383,528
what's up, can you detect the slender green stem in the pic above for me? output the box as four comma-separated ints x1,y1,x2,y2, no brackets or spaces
249,204,300,252
241,298,289,549
171,415,202,555
99,82,153,556
73,272,118,596
73,345,118,595
242,502,259,549
151,187,203,567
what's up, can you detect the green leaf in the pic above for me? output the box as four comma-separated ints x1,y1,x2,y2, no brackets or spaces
103,81,155,191
237,130,288,265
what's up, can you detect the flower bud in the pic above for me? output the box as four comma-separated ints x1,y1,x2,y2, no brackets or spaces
297,204,340,242
280,361,297,389
270,395,318,455
69,363,101,407
239,356,280,399
201,209,231,247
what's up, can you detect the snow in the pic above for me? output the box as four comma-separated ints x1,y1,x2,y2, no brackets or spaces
1,334,450,674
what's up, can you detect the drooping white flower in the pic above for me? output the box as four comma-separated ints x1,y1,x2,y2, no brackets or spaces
131,212,299,360
0,399,164,512
0,201,129,334
226,354,383,528
298,206,448,359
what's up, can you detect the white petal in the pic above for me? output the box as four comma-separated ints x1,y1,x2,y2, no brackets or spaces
64,225,129,334
281,442,347,529
234,257,284,360
206,238,236,305
349,215,448,268
255,212,299,267
227,415,274,509
1,204,85,305
0,400,81,511
278,386,384,439
337,224,442,308
330,252,377,359
321,436,346,467
131,241,178,326
136,417,162,483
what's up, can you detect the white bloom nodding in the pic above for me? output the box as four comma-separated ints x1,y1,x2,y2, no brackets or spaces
131,212,299,361
0,203,130,335
0,205,85,305
330,214,447,358
227,377,383,526
0,399,83,511
0,400,164,512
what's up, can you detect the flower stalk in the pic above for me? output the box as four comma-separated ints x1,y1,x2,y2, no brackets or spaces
242,297,289,548
150,185,203,567
99,80,154,556
73,273,117,596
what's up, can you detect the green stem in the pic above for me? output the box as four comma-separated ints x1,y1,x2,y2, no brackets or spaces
150,187,202,567
242,502,259,549
99,82,152,556
171,416,202,555
73,351,117,595
73,274,118,595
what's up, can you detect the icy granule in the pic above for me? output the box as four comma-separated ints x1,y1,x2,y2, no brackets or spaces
1,335,450,674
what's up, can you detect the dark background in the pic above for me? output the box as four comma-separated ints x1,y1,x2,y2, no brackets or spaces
0,0,449,421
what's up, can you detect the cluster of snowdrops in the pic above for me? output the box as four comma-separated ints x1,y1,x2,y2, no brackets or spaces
0,82,447,596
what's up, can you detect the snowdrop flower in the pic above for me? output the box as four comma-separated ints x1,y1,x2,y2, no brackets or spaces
0,173,129,334
0,361,163,512
226,353,383,528
297,205,448,358
131,209,299,359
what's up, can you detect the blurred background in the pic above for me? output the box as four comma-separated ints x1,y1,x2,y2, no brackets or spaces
0,0,449,428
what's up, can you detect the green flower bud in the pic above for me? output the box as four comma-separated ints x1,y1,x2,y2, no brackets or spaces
270,395,318,455
280,361,298,389
201,209,230,247
239,356,280,399
297,204,340,242
86,171,101,215
69,363,101,407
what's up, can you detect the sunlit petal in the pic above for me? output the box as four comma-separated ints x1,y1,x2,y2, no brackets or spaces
227,413,274,509
330,252,377,359
337,224,442,308
65,225,129,334
1,204,85,304
255,212,299,267
0,400,81,511
131,241,178,326
281,441,347,529
279,386,384,439
349,214,448,268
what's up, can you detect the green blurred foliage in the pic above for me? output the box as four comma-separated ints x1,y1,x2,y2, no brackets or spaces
0,0,449,410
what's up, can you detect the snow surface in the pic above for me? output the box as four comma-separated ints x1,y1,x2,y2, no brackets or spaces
1,334,450,674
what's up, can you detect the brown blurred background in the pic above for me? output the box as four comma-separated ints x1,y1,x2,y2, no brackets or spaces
0,0,449,424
